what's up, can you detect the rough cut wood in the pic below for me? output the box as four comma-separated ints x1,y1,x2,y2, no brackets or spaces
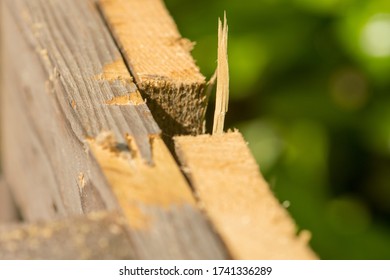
88,132,228,259
174,131,317,259
1,0,227,259
0,178,19,223
99,0,207,137
0,211,135,259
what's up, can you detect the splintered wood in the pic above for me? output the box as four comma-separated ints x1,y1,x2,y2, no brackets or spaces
88,135,196,230
173,13,316,259
1,0,227,259
88,134,227,259
99,0,207,137
213,13,229,135
175,132,317,259
1,0,317,260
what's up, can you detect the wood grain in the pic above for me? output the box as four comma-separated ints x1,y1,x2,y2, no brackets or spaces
1,0,228,259
88,133,228,259
213,13,229,135
99,0,207,137
0,211,135,260
2,0,143,221
175,132,318,259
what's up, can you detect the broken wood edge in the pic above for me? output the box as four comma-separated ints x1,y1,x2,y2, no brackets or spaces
98,0,207,137
0,211,135,260
174,131,318,260
87,132,229,259
213,12,229,135
95,59,145,106
87,133,198,229
3,0,228,259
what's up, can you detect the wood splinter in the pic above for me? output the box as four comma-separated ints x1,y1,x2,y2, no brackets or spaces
213,12,229,135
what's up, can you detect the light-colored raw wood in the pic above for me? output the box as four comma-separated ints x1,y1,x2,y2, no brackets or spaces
1,0,227,259
213,13,229,135
99,0,207,137
0,211,135,260
174,131,317,259
88,133,228,259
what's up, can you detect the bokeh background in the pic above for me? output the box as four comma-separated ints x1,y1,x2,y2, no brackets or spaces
165,0,390,259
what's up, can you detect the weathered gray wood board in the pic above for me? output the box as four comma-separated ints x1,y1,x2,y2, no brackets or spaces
0,211,135,259
2,0,126,221
1,0,227,259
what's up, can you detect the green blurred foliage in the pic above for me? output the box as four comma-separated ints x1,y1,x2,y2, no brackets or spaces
165,0,390,259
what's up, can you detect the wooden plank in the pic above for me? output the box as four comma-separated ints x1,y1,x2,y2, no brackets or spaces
1,0,228,259
99,0,207,137
0,178,19,223
174,132,318,259
0,211,135,259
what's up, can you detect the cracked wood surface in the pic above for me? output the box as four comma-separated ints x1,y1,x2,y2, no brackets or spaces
1,0,227,259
